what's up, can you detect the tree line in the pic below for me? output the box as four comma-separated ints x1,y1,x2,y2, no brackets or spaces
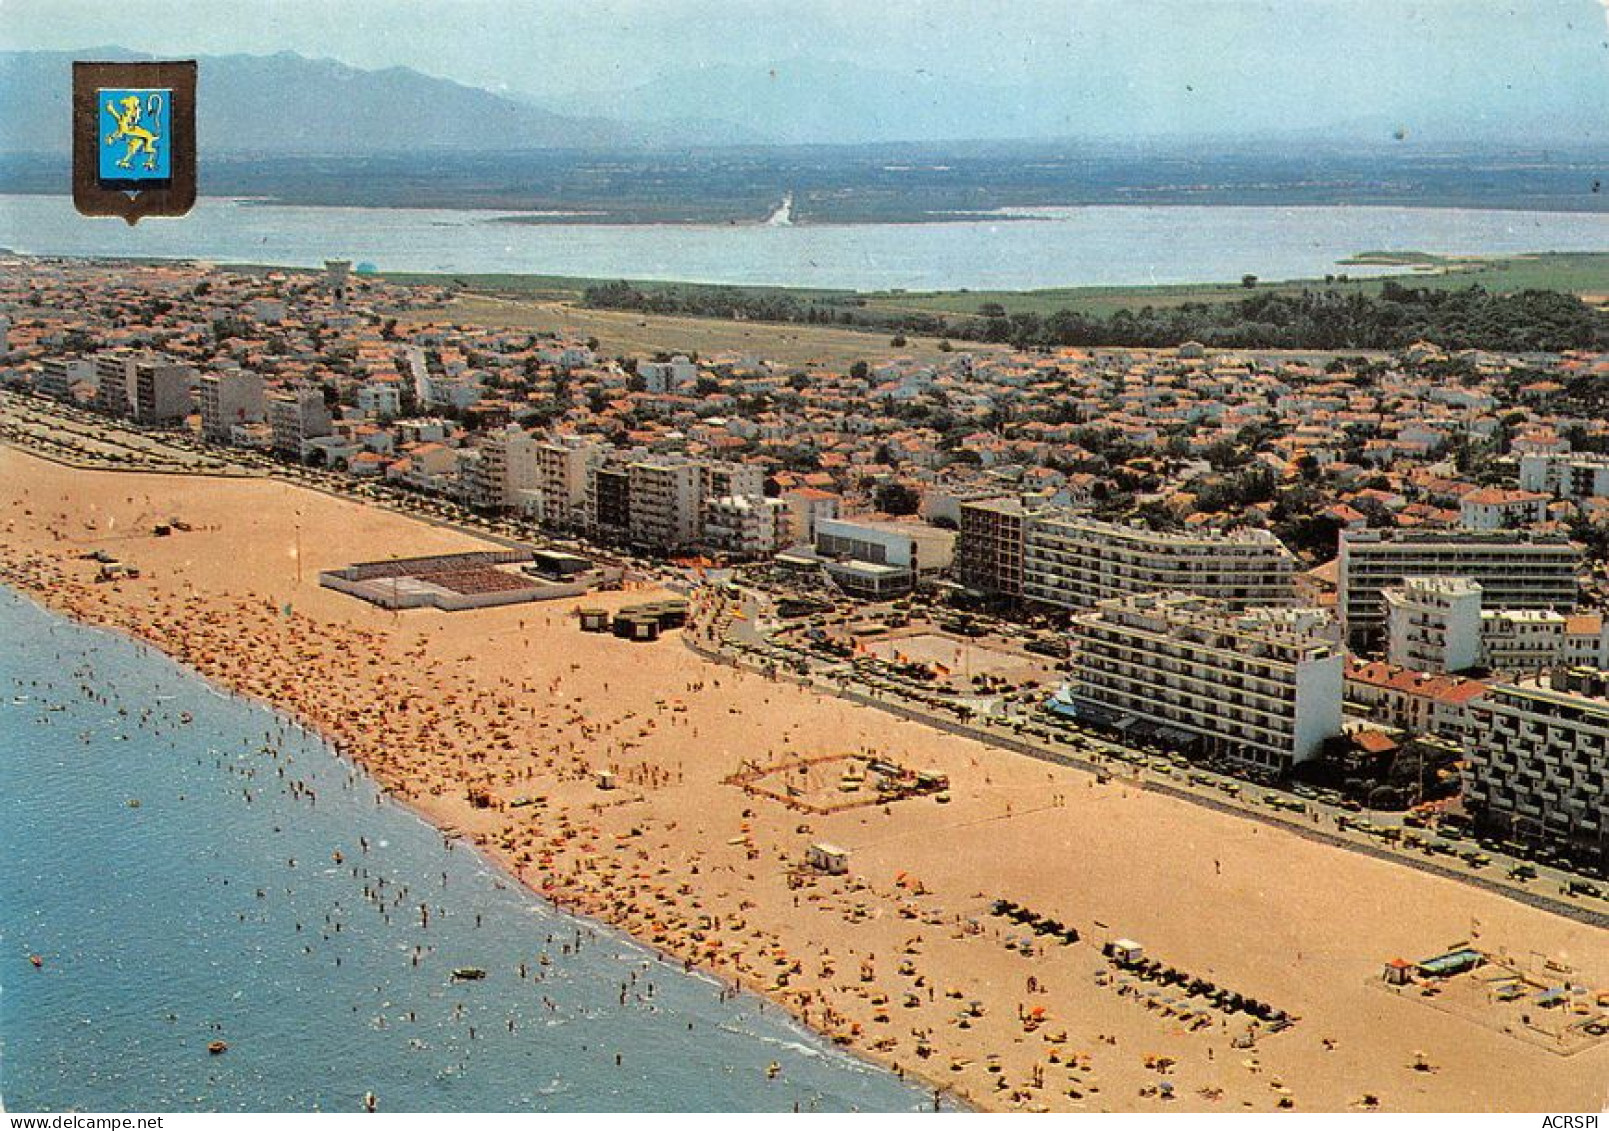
582,279,1605,353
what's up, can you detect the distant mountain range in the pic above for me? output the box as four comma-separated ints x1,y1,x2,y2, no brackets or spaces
0,47,759,154
534,55,1609,150
537,58,1049,147
5,47,1606,159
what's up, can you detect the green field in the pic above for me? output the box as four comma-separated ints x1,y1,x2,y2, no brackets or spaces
413,292,996,369
219,250,1607,362
853,252,1609,319
366,251,1609,324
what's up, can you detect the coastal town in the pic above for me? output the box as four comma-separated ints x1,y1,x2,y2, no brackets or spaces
2,251,1607,1112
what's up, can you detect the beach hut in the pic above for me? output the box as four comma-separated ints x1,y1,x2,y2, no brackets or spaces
1111,939,1145,966
613,612,661,641
578,607,610,633
1382,958,1414,986
597,770,617,791
806,843,850,876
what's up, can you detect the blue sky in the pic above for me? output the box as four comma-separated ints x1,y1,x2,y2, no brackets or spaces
4,0,1607,141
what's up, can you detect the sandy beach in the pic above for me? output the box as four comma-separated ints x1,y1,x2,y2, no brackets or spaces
2,445,1604,1113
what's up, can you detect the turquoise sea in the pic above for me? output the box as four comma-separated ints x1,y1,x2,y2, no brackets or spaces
0,588,941,1113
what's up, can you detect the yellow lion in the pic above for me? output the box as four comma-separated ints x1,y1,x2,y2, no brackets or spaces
104,93,162,171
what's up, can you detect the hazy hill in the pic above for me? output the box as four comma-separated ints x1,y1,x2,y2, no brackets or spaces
0,47,749,154
541,54,1609,149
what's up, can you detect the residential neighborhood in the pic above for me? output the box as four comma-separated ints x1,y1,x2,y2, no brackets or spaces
4,253,1607,877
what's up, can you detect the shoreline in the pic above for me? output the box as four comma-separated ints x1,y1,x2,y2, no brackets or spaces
1,588,970,1113
8,185,1609,219
7,229,1609,317
4,446,1604,1113
0,505,969,1111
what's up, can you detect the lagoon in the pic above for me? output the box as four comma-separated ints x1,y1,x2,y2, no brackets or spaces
2,194,1606,291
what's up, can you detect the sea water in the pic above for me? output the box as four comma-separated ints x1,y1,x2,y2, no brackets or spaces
0,589,942,1112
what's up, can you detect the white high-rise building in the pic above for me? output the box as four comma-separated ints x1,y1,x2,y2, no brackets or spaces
1338,529,1581,647
1023,515,1297,612
1068,591,1344,773
1384,576,1484,674
268,387,333,460
1463,669,1609,870
535,435,603,530
198,371,266,441
703,495,789,559
468,425,544,510
1518,452,1609,500
627,457,703,551
638,355,697,393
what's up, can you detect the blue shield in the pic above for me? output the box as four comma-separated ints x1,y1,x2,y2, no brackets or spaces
98,88,172,184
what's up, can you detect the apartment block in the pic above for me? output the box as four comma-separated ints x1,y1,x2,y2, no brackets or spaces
1458,487,1549,531
198,371,266,441
1384,576,1483,674
466,425,543,510
38,357,94,401
1068,591,1344,773
1518,452,1609,500
535,435,602,530
1023,515,1297,613
355,382,403,420
956,496,1038,599
1463,669,1609,868
627,457,702,551
779,487,841,546
589,465,631,540
133,360,196,425
267,387,334,460
638,355,697,393
1481,610,1569,676
700,460,765,503
1338,530,1580,648
93,353,136,417
703,494,789,559
1563,614,1609,671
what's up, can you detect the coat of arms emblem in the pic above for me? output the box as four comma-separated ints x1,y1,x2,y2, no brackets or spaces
73,60,196,224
